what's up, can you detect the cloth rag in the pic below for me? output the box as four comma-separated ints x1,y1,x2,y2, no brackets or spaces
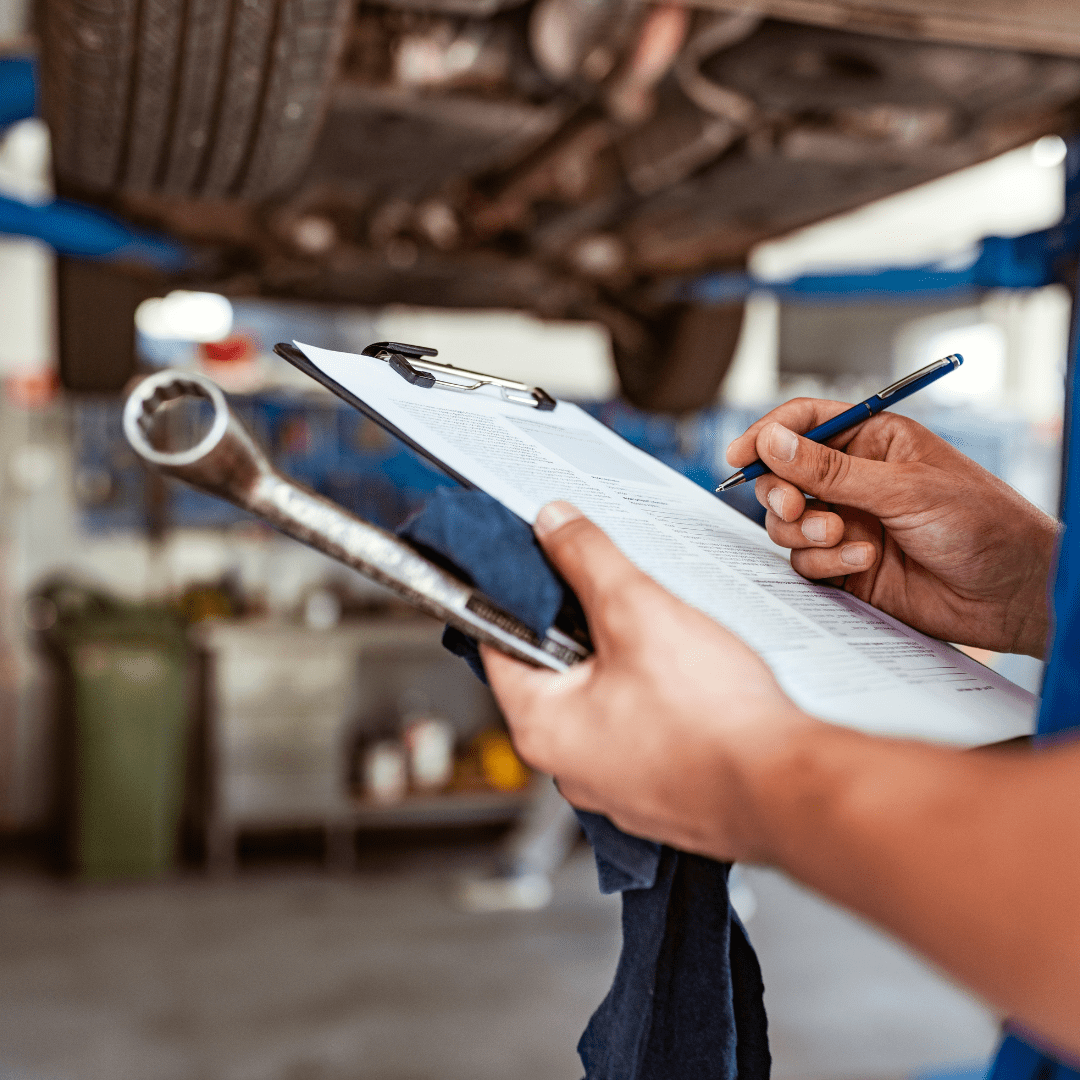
398,486,770,1080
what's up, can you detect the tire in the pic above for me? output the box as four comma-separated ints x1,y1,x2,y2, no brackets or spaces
612,302,745,413
39,0,351,201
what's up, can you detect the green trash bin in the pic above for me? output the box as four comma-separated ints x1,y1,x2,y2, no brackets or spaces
45,588,191,880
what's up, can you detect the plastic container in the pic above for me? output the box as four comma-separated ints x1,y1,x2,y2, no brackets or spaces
42,585,190,880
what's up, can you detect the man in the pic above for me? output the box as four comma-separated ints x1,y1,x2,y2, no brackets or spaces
480,398,1080,1062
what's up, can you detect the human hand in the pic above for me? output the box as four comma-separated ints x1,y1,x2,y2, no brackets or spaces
480,501,814,862
725,401,1058,657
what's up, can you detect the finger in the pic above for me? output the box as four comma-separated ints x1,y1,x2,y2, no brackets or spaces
755,475,805,522
726,398,862,467
789,511,882,580
550,776,605,815
765,508,847,550
532,501,656,619
480,642,592,717
479,643,592,771
480,644,553,717
789,539,879,579
755,422,919,517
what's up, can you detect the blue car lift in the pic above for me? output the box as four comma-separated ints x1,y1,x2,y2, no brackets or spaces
0,57,185,269
683,143,1080,306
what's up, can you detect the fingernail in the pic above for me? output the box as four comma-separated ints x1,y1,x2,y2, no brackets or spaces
535,501,584,538
841,543,871,567
768,424,798,463
801,516,827,542
767,488,785,517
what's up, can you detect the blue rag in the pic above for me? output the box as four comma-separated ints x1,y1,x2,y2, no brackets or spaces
399,487,770,1080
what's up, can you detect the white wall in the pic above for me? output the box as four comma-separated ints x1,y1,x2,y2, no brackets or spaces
0,120,56,379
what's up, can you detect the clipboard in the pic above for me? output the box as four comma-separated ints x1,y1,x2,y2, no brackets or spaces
273,341,554,490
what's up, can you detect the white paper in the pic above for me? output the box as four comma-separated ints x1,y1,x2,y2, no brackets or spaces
298,342,1036,746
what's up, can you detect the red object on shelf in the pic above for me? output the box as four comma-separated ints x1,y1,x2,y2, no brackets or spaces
4,370,60,408
201,335,254,364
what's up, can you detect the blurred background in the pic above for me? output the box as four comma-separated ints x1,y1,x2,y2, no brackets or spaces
0,0,1077,1076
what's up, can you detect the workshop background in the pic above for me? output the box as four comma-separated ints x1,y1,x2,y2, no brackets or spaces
0,0,1074,1078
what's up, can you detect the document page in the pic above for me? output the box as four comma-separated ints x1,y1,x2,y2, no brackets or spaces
298,342,1036,746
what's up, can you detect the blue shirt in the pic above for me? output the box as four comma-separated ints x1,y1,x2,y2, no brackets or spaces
990,352,1080,1080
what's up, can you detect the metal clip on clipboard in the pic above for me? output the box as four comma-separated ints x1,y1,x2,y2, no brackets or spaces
362,341,557,411
121,369,587,672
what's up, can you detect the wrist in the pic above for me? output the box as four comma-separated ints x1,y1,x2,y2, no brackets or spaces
1009,515,1059,659
1014,606,1051,660
715,706,836,865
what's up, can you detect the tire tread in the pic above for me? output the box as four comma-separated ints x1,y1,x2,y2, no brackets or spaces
41,0,349,200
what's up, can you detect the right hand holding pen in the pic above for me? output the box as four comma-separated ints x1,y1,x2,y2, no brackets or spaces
726,399,1058,657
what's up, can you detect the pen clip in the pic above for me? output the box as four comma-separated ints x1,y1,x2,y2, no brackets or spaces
876,354,961,399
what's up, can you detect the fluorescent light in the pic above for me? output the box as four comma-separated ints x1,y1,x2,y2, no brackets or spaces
135,291,233,342
1031,135,1067,169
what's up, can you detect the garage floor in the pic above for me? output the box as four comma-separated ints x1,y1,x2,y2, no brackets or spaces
0,849,998,1080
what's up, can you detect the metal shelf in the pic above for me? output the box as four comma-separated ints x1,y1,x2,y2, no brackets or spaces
347,789,530,828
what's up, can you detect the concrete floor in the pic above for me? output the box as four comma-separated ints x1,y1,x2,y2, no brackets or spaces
744,867,1000,1079
0,850,999,1080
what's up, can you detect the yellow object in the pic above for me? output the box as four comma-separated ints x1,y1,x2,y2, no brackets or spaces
478,732,530,792
178,586,233,624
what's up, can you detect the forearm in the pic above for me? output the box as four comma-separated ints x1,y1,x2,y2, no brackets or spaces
731,721,1080,1056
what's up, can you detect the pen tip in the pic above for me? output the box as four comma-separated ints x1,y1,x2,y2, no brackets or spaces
715,473,745,493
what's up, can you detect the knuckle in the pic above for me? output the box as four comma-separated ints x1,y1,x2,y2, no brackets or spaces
878,411,908,434
886,412,924,439
553,517,598,557
549,520,613,578
807,445,849,494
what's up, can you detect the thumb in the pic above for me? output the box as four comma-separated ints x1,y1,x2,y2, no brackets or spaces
757,421,911,516
533,501,653,633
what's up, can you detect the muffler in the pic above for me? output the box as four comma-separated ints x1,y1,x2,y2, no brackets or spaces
122,369,586,671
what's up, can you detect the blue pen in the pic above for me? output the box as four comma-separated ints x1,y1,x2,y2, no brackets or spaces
715,353,963,493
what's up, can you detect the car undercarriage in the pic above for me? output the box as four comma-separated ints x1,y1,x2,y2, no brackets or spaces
38,0,1080,408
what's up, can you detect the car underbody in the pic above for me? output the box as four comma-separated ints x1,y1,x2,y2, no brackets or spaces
39,0,1080,408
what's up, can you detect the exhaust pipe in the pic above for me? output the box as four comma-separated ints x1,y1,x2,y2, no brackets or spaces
122,370,586,672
